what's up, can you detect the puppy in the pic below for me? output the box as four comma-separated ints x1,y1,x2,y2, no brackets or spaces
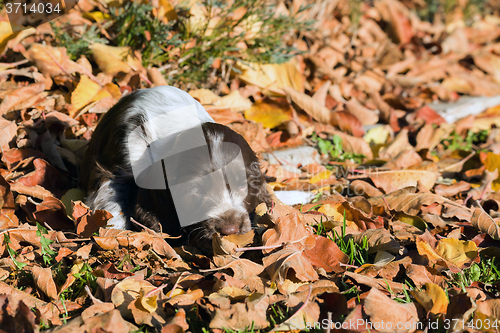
81,86,269,239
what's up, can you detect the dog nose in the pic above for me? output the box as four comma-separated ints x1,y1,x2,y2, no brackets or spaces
219,225,239,235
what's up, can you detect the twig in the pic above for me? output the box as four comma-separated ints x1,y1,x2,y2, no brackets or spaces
145,271,190,298
287,284,313,322
439,150,475,173
41,47,72,77
140,73,153,86
85,285,103,304
71,62,103,87
234,236,309,252
0,59,29,68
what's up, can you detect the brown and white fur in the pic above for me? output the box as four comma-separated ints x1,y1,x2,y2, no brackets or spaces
81,86,269,238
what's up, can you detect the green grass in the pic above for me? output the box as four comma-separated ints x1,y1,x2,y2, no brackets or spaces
110,1,178,67
51,23,110,61
450,256,500,292
417,0,489,24
318,211,371,266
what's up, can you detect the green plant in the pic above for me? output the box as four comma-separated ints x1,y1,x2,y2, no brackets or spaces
58,262,97,301
312,134,365,163
3,233,27,270
51,23,109,60
450,256,500,291
417,0,489,24
169,0,310,86
110,1,178,66
349,0,363,26
440,130,488,153
36,222,57,266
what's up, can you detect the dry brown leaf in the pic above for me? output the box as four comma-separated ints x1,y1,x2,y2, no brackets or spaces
331,111,364,137
406,264,447,288
378,129,412,160
344,98,379,125
208,293,270,330
369,190,471,216
363,287,419,333
263,242,319,292
262,212,311,253
344,271,406,293
350,229,401,254
111,275,155,319
471,206,500,240
30,266,58,300
0,175,18,228
369,169,439,194
434,181,471,197
0,118,17,151
302,234,349,273
26,44,75,77
0,82,45,115
76,209,112,237
282,87,331,124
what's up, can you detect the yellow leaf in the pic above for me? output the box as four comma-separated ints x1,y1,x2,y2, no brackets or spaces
484,152,500,191
70,261,85,275
103,83,122,100
135,288,158,313
189,89,220,105
167,288,185,297
435,238,478,268
412,283,449,316
395,212,427,231
425,283,449,315
83,11,112,23
158,0,178,21
90,43,142,76
418,237,478,272
244,98,292,128
214,91,252,112
309,170,333,184
70,76,101,115
238,61,303,94
0,22,16,56
364,125,390,145
317,203,340,217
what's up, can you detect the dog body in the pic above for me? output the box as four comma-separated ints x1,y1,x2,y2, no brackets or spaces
82,86,268,237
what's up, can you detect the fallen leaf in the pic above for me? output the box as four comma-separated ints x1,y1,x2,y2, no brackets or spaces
302,234,349,273
363,287,419,333
331,111,364,137
471,206,500,240
369,169,439,194
30,266,58,300
244,98,292,128
90,43,142,76
0,82,45,115
238,61,303,94
412,283,449,316
282,87,331,124
417,237,479,272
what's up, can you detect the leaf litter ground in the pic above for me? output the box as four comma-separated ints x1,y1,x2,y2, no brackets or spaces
2,0,500,332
